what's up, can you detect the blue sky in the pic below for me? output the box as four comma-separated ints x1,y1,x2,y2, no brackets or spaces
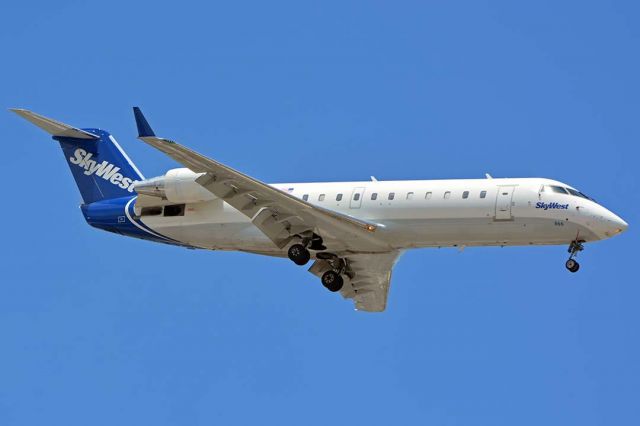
1,1,639,425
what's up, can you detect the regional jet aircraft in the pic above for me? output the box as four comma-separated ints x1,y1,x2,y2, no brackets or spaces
12,108,628,311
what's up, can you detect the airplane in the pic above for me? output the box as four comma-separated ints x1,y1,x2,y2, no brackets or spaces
11,108,628,312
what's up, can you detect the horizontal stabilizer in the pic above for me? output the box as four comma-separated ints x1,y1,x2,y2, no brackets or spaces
10,108,98,140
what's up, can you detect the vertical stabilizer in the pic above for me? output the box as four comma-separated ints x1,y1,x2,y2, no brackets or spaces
11,109,145,204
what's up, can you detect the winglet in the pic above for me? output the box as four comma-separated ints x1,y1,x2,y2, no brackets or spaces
10,108,99,139
133,107,156,137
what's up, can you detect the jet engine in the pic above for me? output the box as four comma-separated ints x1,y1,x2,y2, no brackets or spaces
133,168,217,203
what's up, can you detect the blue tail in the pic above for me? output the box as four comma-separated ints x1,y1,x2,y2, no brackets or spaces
11,108,193,247
11,109,144,204
55,129,144,203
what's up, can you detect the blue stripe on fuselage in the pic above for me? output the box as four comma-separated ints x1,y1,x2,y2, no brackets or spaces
81,196,191,247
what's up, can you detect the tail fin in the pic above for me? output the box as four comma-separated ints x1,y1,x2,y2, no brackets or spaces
11,109,145,204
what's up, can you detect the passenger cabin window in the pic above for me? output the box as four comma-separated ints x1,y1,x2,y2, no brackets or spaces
353,193,361,201
425,192,432,199
388,192,395,200
480,190,487,198
462,191,469,199
406,192,414,200
371,193,378,201
302,194,309,202
164,204,185,217
141,206,162,216
336,194,343,201
318,194,325,201
444,191,451,199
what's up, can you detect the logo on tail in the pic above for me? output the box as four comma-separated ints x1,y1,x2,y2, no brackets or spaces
69,148,137,192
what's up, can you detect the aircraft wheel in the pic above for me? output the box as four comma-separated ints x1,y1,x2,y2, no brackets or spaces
321,270,344,292
565,259,580,273
288,244,311,266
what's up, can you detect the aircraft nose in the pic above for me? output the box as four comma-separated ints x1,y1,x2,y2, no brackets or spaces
605,210,628,237
615,215,628,233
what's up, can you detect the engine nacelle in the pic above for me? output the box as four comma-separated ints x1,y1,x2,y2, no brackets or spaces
133,168,217,203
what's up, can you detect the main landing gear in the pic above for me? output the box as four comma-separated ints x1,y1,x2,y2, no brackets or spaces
565,240,584,273
317,253,346,292
321,270,343,292
287,234,325,266
287,244,311,266
287,235,346,293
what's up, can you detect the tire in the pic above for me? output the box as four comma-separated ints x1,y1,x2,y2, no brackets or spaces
566,259,580,273
321,270,344,292
288,244,311,266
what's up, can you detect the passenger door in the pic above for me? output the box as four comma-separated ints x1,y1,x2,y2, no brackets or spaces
495,185,516,220
350,187,365,209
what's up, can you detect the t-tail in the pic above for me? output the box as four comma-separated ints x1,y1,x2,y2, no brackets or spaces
11,109,145,203
10,109,182,245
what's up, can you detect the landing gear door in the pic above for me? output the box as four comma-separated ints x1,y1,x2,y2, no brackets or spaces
350,187,365,209
495,185,516,220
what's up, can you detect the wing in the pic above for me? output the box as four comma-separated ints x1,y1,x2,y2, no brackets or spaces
132,107,390,253
309,251,403,312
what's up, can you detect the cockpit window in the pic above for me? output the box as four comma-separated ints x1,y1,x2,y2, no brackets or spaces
565,187,594,201
547,185,568,194
579,192,594,201
566,188,586,199
543,184,594,200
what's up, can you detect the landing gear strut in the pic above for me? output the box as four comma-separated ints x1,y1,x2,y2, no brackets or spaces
565,240,584,273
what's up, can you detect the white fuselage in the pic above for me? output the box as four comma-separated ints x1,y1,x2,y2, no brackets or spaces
136,175,627,256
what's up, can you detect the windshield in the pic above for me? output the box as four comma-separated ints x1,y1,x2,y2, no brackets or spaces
542,185,595,201
542,185,568,194
566,187,595,201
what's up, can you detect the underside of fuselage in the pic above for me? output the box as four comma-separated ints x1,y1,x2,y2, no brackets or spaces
140,216,600,256
81,191,602,258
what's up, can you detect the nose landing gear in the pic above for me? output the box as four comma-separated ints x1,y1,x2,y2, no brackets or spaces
565,240,584,273
565,258,580,273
